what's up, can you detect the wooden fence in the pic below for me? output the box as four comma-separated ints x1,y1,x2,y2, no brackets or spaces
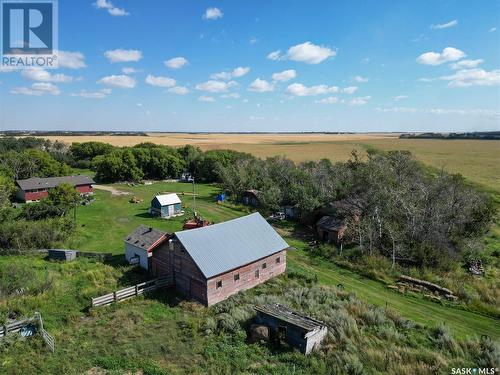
0,312,55,352
91,277,170,308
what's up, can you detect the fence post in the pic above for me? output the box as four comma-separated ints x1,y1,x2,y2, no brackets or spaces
113,291,117,303
135,285,139,297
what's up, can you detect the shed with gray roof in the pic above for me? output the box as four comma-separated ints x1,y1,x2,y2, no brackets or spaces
124,225,168,270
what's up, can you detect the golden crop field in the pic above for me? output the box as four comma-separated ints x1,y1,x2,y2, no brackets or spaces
40,133,500,191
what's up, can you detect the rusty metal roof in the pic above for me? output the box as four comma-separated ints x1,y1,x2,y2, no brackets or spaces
174,212,289,278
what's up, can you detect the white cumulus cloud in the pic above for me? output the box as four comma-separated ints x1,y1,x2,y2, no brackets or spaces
211,67,250,80
287,42,336,64
195,80,237,93
203,7,223,20
430,20,458,29
57,50,86,69
165,57,189,69
393,95,408,101
267,42,336,64
105,49,142,63
22,69,73,83
248,79,274,92
94,0,129,16
449,59,483,70
198,95,215,102
349,96,371,106
342,86,358,94
315,96,340,104
145,75,176,88
168,86,189,95
353,75,369,83
11,82,60,96
272,69,297,82
416,47,465,66
98,75,136,88
439,68,500,87
122,67,140,74
70,89,111,99
286,83,339,96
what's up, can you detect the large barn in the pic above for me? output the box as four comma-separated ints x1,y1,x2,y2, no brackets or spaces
16,175,95,203
151,212,289,306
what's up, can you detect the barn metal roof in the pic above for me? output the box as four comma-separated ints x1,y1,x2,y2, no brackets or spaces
153,193,181,206
16,175,95,191
125,225,168,252
174,212,289,278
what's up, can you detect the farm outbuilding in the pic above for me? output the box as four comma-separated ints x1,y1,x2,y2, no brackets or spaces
150,193,183,218
125,225,169,270
254,304,328,354
242,189,260,206
316,216,346,244
15,175,94,203
151,212,289,306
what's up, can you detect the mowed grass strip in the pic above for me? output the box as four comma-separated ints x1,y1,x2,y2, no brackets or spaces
287,248,500,340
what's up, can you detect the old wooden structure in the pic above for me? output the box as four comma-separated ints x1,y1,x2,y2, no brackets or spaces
150,193,183,219
151,212,289,306
48,249,77,262
241,189,260,207
15,175,94,203
254,304,328,354
124,225,169,270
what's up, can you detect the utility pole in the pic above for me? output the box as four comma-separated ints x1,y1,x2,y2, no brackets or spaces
192,177,196,217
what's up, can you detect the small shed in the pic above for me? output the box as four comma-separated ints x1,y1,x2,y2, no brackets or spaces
124,225,168,270
254,304,328,354
316,216,346,244
242,189,260,206
48,249,77,262
150,193,183,218
280,205,300,219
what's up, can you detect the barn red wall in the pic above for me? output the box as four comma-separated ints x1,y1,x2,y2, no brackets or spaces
76,185,93,194
206,250,287,306
20,184,93,202
24,190,49,201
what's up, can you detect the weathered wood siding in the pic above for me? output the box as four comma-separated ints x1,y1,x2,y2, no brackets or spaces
206,250,286,306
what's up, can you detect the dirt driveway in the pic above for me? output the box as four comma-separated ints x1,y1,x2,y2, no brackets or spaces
93,185,130,196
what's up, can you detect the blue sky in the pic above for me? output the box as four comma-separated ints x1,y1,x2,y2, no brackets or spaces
0,0,499,132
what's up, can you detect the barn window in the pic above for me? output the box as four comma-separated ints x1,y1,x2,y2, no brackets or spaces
275,257,280,264
216,280,222,289
262,262,267,269
234,273,240,281
255,269,260,278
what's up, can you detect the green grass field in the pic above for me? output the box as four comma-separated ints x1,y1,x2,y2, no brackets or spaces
56,180,500,339
65,181,243,253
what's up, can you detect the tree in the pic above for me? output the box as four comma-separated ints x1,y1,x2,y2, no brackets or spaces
48,183,80,208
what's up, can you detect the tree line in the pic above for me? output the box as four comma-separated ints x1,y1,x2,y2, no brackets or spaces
0,137,495,268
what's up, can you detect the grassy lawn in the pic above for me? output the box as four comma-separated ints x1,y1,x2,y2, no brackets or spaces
287,247,500,340
58,180,500,340
65,181,244,254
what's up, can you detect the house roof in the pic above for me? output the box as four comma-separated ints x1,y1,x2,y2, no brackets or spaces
316,215,346,231
153,193,181,206
255,304,326,331
125,225,168,252
174,212,289,278
16,175,95,191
